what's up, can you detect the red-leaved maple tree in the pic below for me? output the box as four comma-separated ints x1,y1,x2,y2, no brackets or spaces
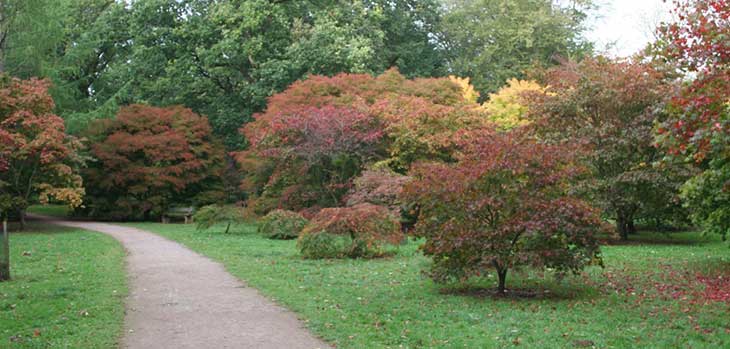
84,104,224,220
0,75,85,281
237,68,486,213
402,129,605,293
0,75,84,228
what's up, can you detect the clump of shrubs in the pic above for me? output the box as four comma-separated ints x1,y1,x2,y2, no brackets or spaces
258,209,309,240
297,203,402,259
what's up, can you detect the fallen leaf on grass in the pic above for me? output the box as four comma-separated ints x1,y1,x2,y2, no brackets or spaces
573,339,594,347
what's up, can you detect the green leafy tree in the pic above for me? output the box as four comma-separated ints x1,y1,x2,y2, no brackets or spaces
0,0,62,74
18,0,443,149
440,0,594,98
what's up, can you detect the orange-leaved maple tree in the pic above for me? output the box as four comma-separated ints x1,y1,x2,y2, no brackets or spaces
0,75,84,229
83,104,224,220
402,129,605,293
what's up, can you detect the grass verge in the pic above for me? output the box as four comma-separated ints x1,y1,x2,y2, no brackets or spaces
0,223,127,348
128,221,730,348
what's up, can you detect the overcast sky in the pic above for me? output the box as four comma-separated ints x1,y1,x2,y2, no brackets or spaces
586,0,674,57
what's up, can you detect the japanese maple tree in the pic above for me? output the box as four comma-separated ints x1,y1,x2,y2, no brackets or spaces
0,75,84,281
84,104,224,220
0,75,84,228
237,68,487,213
402,129,604,293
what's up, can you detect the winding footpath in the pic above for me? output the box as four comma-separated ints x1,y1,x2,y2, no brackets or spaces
32,215,330,349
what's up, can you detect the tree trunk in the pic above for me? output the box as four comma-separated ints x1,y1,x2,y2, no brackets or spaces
616,211,636,241
17,209,25,231
493,261,508,294
1,218,9,281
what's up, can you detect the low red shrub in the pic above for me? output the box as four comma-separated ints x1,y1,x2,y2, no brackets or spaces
298,203,402,258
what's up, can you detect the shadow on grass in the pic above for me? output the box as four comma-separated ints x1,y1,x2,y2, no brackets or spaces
5,221,78,235
437,275,600,301
600,230,716,246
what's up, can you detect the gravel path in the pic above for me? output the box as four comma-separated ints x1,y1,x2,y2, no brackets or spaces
35,216,330,349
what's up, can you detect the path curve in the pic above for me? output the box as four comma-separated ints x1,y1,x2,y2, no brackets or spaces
33,216,330,349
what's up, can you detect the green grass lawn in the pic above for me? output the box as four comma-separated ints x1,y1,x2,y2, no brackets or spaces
128,222,730,348
0,223,127,348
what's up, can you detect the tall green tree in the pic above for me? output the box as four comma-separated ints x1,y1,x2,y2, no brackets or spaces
0,0,62,75
10,0,444,149
440,0,594,98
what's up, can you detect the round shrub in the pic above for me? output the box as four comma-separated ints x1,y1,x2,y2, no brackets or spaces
258,209,309,240
297,203,402,259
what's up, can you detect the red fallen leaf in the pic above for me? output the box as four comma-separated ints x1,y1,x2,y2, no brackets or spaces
33,329,40,337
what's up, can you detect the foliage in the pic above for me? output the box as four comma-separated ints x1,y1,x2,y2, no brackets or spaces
402,129,604,292
440,0,594,98
482,79,546,131
345,168,411,215
680,161,730,240
194,205,247,234
448,76,480,103
654,0,730,239
83,104,224,220
655,0,730,162
297,203,402,259
0,0,63,75
237,69,487,212
530,57,691,239
258,209,309,240
3,0,444,148
0,75,84,226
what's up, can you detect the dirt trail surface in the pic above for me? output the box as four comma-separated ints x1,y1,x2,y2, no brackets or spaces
33,216,330,349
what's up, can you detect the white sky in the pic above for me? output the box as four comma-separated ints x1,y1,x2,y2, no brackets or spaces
586,0,674,57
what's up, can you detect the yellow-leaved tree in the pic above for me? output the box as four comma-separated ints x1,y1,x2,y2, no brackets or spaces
482,79,547,130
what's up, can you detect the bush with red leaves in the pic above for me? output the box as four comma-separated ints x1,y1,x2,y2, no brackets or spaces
297,203,402,259
402,129,605,293
83,104,225,220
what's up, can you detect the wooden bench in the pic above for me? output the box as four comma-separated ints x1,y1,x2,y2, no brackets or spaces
162,207,195,224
